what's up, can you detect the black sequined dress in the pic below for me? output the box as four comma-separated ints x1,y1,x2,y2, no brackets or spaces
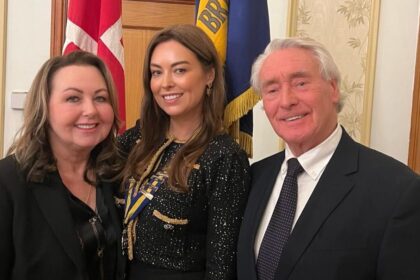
118,124,251,280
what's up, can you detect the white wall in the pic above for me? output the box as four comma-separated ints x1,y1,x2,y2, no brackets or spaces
3,0,51,153
3,0,419,165
370,0,420,163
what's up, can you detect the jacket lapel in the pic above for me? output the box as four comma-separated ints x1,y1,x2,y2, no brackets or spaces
31,173,85,274
275,130,359,279
242,152,285,278
250,153,286,242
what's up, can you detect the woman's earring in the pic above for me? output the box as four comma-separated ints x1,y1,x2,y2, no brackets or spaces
206,84,212,96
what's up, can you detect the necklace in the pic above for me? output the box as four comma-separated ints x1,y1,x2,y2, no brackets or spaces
85,185,98,213
168,125,202,143
85,185,93,205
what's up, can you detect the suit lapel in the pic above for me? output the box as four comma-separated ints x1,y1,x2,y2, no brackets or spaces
241,152,285,278
250,153,285,242
275,130,359,279
31,173,85,274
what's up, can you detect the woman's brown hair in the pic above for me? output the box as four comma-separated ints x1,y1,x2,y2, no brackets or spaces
8,51,122,184
123,24,226,191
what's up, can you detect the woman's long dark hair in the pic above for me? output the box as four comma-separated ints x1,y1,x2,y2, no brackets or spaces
123,24,226,191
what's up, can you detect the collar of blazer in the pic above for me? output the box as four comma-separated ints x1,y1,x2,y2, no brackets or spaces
30,172,86,274
31,175,126,279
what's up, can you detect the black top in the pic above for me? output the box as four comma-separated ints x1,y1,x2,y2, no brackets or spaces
65,185,118,280
118,123,251,280
0,155,126,280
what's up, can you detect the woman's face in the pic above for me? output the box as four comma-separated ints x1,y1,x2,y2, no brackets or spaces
149,40,214,125
48,65,114,156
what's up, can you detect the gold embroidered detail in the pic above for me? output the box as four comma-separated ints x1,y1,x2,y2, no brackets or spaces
140,190,154,200
127,219,135,260
135,136,174,193
153,210,188,225
125,136,175,260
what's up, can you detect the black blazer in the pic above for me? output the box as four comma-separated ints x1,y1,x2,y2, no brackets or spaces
237,129,420,280
0,155,125,280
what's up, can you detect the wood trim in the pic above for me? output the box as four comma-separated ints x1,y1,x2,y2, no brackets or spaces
0,0,7,156
408,27,420,174
122,1,195,29
50,0,67,57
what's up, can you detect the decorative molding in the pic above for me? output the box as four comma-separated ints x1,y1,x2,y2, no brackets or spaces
408,25,420,174
286,0,298,37
287,0,381,146
0,0,7,156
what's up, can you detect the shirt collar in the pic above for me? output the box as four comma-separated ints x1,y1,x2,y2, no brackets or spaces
285,125,342,180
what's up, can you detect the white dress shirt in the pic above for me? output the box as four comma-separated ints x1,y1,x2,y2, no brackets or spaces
254,125,343,258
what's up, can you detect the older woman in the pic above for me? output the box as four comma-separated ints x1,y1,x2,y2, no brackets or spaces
118,24,251,280
0,51,125,280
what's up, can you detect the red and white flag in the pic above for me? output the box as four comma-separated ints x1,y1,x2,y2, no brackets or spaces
63,0,126,131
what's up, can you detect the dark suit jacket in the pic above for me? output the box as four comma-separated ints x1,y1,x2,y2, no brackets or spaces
237,129,420,280
0,155,125,280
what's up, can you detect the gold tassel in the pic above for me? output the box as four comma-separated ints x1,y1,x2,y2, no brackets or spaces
223,88,260,157
239,131,253,158
223,88,260,128
228,121,240,141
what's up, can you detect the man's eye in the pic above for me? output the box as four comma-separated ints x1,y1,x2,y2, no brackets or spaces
264,87,278,95
294,81,308,88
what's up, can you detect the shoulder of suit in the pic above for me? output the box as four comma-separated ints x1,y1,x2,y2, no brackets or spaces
357,144,418,176
251,151,284,168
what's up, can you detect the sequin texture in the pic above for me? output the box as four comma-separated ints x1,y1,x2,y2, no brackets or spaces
118,125,251,279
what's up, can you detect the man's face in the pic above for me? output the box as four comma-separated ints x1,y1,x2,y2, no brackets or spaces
260,47,339,156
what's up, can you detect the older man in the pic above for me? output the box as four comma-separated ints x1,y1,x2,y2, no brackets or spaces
237,37,420,280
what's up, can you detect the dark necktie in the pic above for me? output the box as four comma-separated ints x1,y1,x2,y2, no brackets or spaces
256,158,304,280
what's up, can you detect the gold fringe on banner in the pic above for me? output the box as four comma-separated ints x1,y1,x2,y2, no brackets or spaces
239,130,253,158
224,87,260,157
224,88,260,128
227,121,254,158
